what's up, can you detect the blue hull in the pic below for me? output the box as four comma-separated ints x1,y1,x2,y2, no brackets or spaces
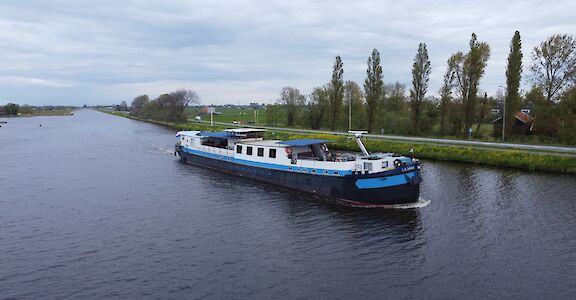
176,146,421,207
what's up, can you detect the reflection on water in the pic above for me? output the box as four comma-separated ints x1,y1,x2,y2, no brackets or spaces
1,110,575,299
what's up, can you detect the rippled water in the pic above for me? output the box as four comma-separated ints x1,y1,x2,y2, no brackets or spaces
1,110,575,299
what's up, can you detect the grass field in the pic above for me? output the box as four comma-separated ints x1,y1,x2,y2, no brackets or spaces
187,106,266,125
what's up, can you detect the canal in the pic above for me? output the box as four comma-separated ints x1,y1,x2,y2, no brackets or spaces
1,110,575,299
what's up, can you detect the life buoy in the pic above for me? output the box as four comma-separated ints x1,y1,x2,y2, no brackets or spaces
285,147,293,155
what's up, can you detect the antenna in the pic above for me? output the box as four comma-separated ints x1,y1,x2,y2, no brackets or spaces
348,131,369,156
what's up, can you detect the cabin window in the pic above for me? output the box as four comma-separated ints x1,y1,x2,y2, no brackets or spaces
236,145,243,154
269,149,276,158
334,171,339,175
382,161,388,168
312,169,317,173
247,146,253,155
364,162,373,171
257,148,264,157
323,170,328,174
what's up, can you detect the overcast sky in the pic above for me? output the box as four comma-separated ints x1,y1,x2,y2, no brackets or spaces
0,0,574,106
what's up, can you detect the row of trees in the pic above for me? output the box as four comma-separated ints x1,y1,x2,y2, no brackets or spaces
1,104,69,115
269,32,576,144
526,34,576,142
129,89,200,122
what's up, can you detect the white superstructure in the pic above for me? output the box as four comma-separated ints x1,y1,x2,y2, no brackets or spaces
176,128,415,176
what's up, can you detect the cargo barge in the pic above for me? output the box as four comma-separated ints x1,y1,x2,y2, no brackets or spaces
175,128,423,208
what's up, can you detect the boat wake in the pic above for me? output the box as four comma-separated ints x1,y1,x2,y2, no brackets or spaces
336,197,431,209
149,146,176,155
388,197,431,209
160,148,176,155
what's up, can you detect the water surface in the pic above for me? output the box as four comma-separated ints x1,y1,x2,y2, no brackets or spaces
1,110,575,299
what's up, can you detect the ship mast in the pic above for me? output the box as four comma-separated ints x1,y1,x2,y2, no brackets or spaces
349,131,369,156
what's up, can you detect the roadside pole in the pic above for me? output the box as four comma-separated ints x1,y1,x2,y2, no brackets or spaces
347,90,352,132
210,105,213,126
500,85,506,142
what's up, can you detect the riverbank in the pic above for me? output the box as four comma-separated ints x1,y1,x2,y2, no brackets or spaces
0,109,75,117
100,110,576,174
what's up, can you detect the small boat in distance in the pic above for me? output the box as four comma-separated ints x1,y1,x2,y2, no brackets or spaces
175,128,422,208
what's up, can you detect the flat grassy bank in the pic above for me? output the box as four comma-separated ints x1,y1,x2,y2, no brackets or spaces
1,109,76,117
101,110,576,174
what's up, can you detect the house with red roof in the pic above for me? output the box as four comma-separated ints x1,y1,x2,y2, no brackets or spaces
493,111,535,138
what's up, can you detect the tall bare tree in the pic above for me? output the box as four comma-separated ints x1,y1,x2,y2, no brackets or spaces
328,56,344,130
449,33,491,135
168,89,201,122
171,89,200,107
530,34,576,103
505,31,523,139
364,49,384,133
439,57,457,135
280,87,305,126
410,43,432,135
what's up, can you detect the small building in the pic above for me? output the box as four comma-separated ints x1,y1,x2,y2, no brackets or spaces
493,111,535,138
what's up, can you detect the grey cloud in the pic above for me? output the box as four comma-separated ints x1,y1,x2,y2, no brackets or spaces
0,0,574,105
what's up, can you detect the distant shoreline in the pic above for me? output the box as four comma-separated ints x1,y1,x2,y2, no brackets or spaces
0,109,75,118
